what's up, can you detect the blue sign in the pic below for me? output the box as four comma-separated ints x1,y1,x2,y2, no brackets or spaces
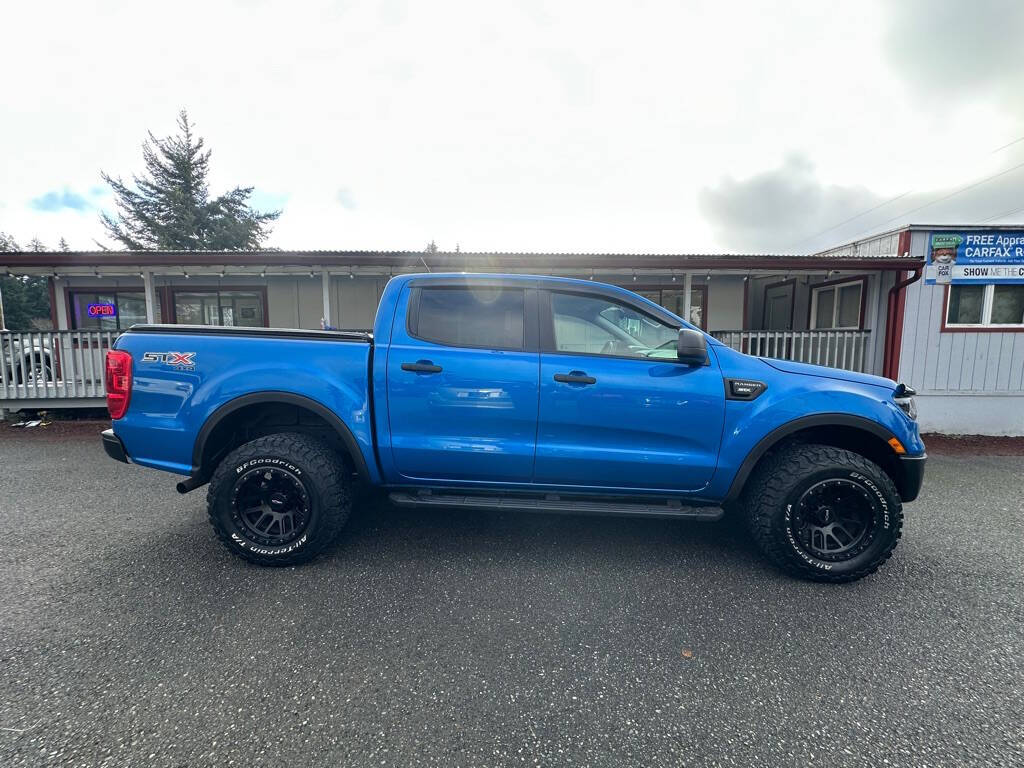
87,302,117,318
925,231,1024,285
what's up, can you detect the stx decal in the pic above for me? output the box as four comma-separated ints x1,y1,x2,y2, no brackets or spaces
141,351,197,370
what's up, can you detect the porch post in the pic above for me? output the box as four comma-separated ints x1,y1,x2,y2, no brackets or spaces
321,270,332,328
142,270,157,324
683,272,692,324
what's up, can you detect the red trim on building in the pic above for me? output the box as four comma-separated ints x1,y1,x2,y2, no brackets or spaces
883,229,920,380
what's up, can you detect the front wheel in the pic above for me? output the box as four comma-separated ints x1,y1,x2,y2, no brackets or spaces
206,432,351,566
744,443,903,583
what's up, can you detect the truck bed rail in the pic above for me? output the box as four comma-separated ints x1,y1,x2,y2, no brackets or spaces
125,324,372,342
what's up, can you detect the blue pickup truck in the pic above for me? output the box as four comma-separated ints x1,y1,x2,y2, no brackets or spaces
102,273,925,582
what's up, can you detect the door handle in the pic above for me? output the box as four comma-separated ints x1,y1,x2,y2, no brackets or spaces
401,361,443,373
553,371,596,385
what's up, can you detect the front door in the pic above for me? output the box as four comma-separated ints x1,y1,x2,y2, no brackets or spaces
386,283,540,483
764,281,794,330
534,290,725,493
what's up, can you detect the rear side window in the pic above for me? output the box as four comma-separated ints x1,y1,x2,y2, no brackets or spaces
411,286,525,350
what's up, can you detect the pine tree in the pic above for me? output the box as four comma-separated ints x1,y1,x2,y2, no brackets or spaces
100,110,280,250
58,237,70,252
0,233,52,330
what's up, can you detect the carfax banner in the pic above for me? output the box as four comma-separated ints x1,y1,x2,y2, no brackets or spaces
925,231,1024,285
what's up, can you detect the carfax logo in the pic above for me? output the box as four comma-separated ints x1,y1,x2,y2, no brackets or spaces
141,351,197,371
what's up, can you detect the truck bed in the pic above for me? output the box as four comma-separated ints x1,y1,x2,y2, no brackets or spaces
112,324,375,478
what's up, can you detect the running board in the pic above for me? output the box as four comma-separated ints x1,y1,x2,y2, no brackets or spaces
387,491,723,520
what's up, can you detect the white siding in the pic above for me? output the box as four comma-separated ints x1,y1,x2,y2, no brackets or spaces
897,278,1024,434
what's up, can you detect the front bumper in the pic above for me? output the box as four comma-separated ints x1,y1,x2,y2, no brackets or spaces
101,428,129,464
899,453,926,502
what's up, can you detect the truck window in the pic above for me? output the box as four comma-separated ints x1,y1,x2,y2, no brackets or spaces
413,286,525,350
552,292,678,358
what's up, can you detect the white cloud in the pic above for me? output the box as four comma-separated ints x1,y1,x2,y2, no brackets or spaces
1,0,1022,253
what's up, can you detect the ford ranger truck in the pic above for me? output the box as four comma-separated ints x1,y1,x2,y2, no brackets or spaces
101,273,925,582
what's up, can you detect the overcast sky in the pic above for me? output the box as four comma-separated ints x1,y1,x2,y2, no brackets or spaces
2,0,1023,254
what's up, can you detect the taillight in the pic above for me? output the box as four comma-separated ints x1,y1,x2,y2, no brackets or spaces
105,350,133,419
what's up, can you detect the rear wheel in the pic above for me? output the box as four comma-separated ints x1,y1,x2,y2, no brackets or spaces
206,432,350,566
744,443,903,583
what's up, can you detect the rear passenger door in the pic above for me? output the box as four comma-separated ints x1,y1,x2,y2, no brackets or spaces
386,281,540,483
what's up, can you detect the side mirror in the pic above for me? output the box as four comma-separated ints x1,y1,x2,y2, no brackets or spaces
677,328,707,366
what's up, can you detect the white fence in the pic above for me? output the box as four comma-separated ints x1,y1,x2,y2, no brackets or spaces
712,329,872,373
1,330,118,403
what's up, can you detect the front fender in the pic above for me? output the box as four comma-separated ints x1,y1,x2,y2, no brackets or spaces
706,366,923,500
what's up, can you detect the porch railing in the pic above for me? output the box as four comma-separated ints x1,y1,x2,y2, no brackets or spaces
1,330,119,402
711,329,872,372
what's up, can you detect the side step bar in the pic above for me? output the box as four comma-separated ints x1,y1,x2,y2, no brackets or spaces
388,491,724,520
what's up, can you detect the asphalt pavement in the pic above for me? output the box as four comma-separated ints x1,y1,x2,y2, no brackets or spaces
1,429,1022,767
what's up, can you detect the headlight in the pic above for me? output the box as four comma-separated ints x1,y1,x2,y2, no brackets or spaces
895,396,917,421
893,383,917,420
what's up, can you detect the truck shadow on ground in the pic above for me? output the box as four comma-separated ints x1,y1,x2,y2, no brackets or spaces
339,491,758,563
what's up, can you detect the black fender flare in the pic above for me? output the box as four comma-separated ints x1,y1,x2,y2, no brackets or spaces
723,413,899,503
191,391,370,480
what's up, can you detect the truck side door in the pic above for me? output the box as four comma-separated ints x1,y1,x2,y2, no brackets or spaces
534,289,725,492
385,281,540,483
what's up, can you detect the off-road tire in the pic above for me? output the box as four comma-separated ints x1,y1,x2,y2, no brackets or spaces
744,443,903,583
206,432,350,566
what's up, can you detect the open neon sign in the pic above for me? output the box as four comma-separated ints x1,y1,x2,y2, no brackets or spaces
87,303,117,318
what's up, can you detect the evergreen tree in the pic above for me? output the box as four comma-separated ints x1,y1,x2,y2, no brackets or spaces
58,237,70,252
0,233,52,330
100,110,280,250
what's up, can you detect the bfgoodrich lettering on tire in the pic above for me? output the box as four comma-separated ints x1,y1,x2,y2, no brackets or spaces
744,443,903,583
206,432,350,566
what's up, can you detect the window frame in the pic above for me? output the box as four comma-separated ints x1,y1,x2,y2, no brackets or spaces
540,288,687,363
66,287,154,331
405,284,538,352
808,276,867,330
942,283,1024,332
168,286,269,328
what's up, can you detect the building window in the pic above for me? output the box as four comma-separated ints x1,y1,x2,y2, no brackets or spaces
634,286,707,329
69,290,157,330
172,289,265,327
412,286,525,350
811,279,864,329
946,284,1024,328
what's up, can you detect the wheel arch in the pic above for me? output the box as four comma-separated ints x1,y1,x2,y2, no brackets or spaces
192,391,370,481
724,413,909,503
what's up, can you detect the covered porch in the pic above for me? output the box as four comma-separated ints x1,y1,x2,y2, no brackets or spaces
0,248,921,410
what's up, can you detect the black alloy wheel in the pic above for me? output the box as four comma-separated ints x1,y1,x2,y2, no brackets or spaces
788,478,878,562
232,466,311,547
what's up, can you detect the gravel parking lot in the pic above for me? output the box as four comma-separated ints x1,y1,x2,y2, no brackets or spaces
1,427,1022,767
